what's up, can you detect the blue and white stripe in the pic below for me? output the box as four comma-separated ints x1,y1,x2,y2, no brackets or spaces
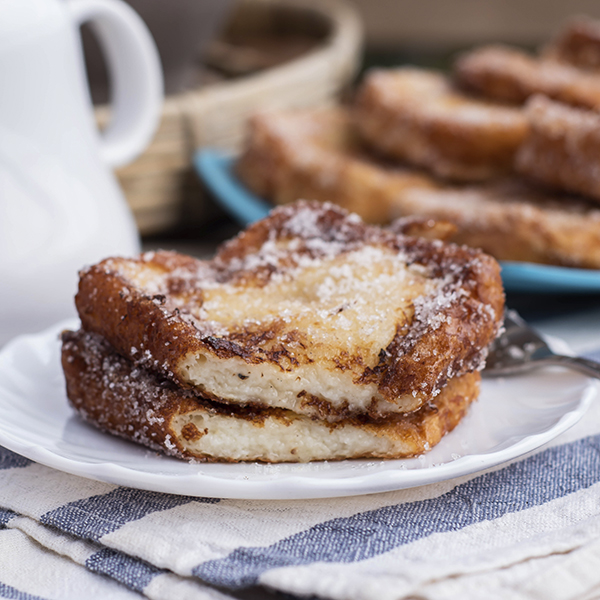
193,435,600,589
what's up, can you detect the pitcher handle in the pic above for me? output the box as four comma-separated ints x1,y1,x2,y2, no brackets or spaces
66,0,163,168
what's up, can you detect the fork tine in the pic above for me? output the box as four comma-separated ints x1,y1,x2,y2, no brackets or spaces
485,309,555,376
501,310,547,344
503,309,527,329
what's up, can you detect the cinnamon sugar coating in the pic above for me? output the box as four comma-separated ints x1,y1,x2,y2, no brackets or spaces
76,201,503,421
61,329,480,463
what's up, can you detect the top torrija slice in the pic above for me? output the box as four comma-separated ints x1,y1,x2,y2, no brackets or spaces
76,201,504,421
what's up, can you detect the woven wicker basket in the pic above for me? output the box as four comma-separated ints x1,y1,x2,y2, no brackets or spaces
97,0,363,235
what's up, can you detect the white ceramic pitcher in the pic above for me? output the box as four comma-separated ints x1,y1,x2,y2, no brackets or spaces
0,0,163,346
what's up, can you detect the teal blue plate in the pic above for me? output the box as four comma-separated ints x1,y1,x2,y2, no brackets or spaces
194,149,600,294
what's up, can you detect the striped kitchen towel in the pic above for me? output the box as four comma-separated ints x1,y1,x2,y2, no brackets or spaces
2,360,600,599
2,398,600,600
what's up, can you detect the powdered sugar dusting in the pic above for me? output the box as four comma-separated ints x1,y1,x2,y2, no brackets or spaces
284,203,323,238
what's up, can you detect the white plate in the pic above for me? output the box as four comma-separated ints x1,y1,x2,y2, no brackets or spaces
0,320,595,500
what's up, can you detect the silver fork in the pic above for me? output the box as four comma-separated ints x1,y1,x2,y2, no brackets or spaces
483,309,600,379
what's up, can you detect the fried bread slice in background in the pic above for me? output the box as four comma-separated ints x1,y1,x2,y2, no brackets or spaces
236,107,437,224
354,68,528,181
543,16,600,70
516,95,600,203
454,45,600,109
391,179,600,268
76,201,503,421
235,106,600,268
61,330,480,463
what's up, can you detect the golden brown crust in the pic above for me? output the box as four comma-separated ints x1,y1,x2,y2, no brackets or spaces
516,95,600,203
454,45,600,109
354,68,528,181
61,329,480,462
75,201,503,419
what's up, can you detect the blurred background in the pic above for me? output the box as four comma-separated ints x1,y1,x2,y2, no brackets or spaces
352,0,600,49
83,0,600,253
3,0,600,342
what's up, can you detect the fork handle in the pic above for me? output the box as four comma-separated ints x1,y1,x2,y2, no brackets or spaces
545,355,600,379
